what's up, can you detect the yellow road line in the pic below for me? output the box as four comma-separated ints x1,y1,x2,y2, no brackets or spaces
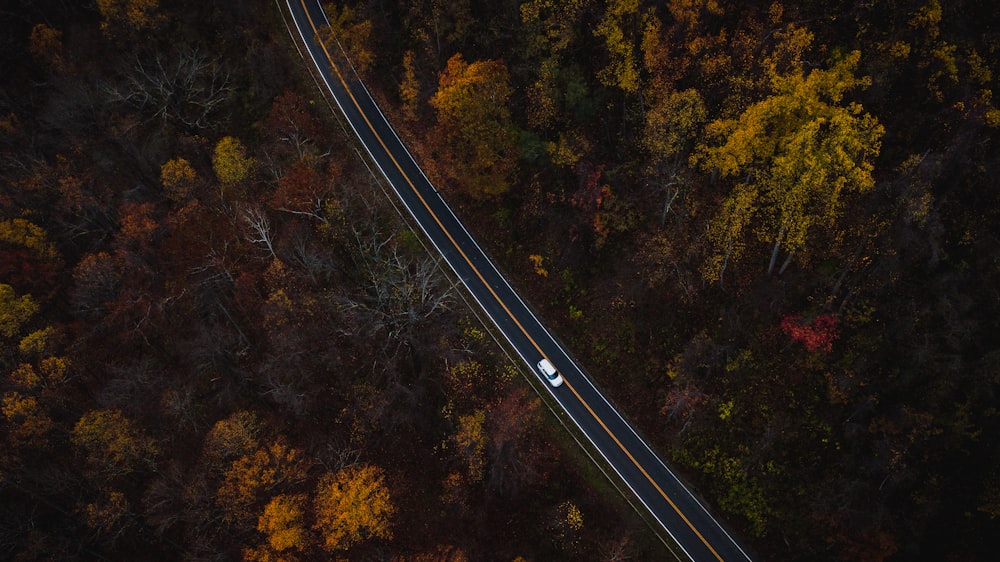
296,2,723,559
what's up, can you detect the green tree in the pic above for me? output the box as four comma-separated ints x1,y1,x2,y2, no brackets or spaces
430,54,517,199
313,464,395,551
520,0,590,59
695,49,884,280
406,0,474,63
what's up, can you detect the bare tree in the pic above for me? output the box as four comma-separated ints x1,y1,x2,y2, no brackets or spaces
346,221,453,341
107,47,231,130
333,184,456,367
240,205,277,260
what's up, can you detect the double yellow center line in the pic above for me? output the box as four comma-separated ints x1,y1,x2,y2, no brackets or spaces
294,2,723,559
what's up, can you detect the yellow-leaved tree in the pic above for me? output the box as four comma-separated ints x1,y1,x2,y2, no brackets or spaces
453,409,487,482
399,50,420,121
71,409,158,477
0,284,39,339
212,136,256,194
313,464,395,551
317,3,375,75
0,219,60,263
160,157,199,203
695,31,884,283
594,0,642,94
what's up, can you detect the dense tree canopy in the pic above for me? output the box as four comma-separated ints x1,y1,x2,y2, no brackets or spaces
430,54,517,198
696,48,884,280
3,0,1000,560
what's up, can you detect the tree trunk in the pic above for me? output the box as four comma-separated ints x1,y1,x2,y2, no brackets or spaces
778,250,795,275
767,225,786,277
660,184,679,227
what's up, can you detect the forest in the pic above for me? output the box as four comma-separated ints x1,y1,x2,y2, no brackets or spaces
1,0,999,560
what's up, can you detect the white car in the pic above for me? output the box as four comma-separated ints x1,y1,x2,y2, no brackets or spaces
537,358,564,387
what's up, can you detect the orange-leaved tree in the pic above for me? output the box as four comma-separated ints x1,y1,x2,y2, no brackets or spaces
313,464,395,551
96,0,163,36
160,157,199,203
256,493,310,553
216,438,308,526
430,54,517,199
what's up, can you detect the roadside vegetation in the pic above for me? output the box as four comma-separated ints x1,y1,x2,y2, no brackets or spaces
2,0,999,560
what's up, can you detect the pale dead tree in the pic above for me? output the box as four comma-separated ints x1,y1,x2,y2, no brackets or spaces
289,229,336,283
336,186,454,349
315,442,362,473
258,148,284,184
108,47,232,130
185,241,251,352
240,205,277,260
188,241,237,285
601,535,634,562
273,111,314,161
348,225,453,341
261,372,308,417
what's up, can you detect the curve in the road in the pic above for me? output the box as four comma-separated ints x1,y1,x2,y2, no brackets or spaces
284,1,754,560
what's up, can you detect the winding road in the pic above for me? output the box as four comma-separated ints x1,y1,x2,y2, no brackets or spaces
283,1,753,560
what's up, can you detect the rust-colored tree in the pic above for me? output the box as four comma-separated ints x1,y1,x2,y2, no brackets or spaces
271,161,328,220
28,23,65,70
96,0,163,36
264,90,326,162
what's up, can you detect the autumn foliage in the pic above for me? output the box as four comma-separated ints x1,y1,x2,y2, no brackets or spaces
4,0,1000,560
430,54,517,198
313,465,395,551
780,313,840,353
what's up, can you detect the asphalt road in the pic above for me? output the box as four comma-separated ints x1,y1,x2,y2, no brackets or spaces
284,1,754,559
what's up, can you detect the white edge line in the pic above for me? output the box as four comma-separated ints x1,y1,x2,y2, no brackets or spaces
287,2,751,560
287,1,699,558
